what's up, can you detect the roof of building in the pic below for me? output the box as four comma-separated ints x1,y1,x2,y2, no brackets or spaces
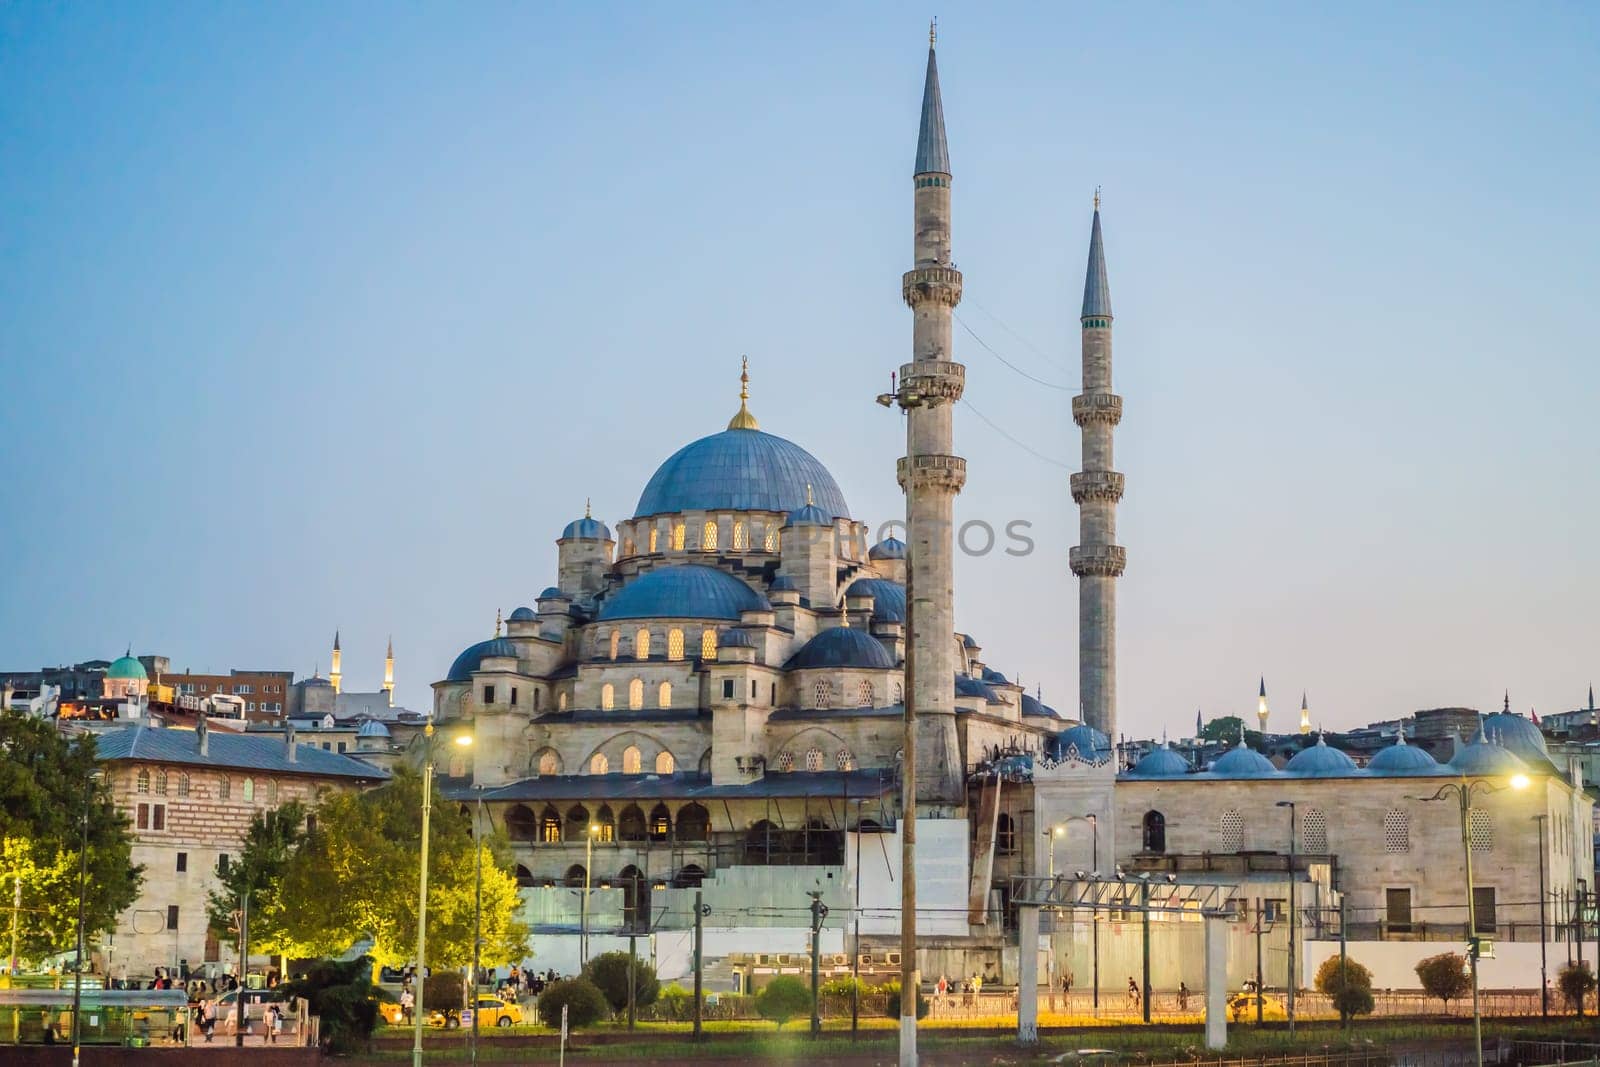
561,515,612,541
981,667,1009,685
784,502,833,528
914,44,950,175
540,587,567,600
869,536,907,560
95,723,388,779
106,653,147,682
844,578,907,624
1082,207,1112,319
1484,709,1553,767
1019,694,1064,720
596,565,771,622
633,428,850,519
1050,723,1112,761
446,637,519,682
784,627,896,671
1449,726,1531,777
1126,742,1193,778
954,674,999,702
355,719,391,738
469,769,893,803
1210,742,1279,778
1283,734,1360,777
719,629,757,649
1366,729,1442,775
507,607,537,622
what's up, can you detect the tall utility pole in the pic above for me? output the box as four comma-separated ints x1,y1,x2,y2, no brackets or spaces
852,799,864,1036
691,891,705,1041
70,772,91,1067
809,892,827,1036
1139,878,1151,1023
469,783,484,1066
234,890,251,1045
412,718,436,1067
1276,800,1297,1034
1534,814,1549,1018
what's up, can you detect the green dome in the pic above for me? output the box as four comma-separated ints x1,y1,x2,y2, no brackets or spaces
106,653,147,681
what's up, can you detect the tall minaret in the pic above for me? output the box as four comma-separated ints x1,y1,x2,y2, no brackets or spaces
1071,194,1124,738
329,631,342,695
383,636,395,706
1257,676,1270,733
1299,691,1312,735
896,24,965,804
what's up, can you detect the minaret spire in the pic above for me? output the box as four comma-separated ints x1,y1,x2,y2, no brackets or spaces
329,630,342,695
383,635,395,706
1299,690,1312,735
1257,676,1269,734
913,30,950,179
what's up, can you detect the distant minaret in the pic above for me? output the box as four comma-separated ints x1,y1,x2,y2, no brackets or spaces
329,631,342,695
1071,192,1123,738
382,636,395,706
1299,691,1311,735
1256,677,1269,733
896,26,965,804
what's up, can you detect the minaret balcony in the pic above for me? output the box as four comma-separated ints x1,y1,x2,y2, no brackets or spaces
897,453,967,493
1070,471,1125,504
902,266,963,308
1069,544,1127,578
1072,393,1123,427
898,361,965,404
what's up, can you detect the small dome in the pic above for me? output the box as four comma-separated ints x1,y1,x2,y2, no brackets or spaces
784,503,832,528
962,634,979,649
981,667,1009,685
768,575,798,592
719,629,757,649
1450,725,1530,777
106,653,147,681
784,627,895,670
356,719,391,738
1285,734,1360,777
844,578,906,623
597,565,770,622
507,607,537,622
537,587,566,601
301,675,332,688
1211,742,1279,778
561,516,613,541
1367,730,1442,775
955,674,999,701
1049,724,1113,762
1020,694,1063,720
1483,710,1550,763
1129,743,1193,777
635,429,850,519
869,537,907,560
446,637,518,682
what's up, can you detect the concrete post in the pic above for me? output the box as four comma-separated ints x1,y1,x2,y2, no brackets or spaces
1017,904,1040,1045
1204,915,1227,1052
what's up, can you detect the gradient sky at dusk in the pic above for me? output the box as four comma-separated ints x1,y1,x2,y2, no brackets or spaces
3,3,1597,733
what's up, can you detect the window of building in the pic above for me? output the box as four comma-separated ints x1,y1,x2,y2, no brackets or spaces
649,527,659,553
154,770,167,796
558,691,568,711
657,681,672,708
538,751,560,775
136,769,150,794
1143,810,1166,853
246,702,256,712
649,803,671,840
623,537,635,556
136,804,149,830
813,679,832,709
623,746,642,775
1301,808,1328,854
894,682,904,705
776,751,794,773
511,687,519,706
1219,810,1243,853
733,521,747,550
609,630,620,661
594,805,615,843
701,629,718,661
242,778,255,803
702,520,718,551
337,741,347,753
1473,886,1496,933
1383,810,1409,853
601,684,615,710
628,678,644,710
635,629,651,660
176,852,187,873
836,749,855,771
765,526,779,552
482,685,495,704
722,678,736,700
541,807,562,843
217,854,229,875
177,773,190,797
267,780,278,804
805,747,824,772
996,813,1017,854
656,751,675,774
1385,888,1412,933
1263,898,1286,923
219,776,230,801
1468,809,1493,853
857,680,874,707
151,804,165,831
448,756,467,778
591,753,609,775
671,522,686,551
167,905,179,931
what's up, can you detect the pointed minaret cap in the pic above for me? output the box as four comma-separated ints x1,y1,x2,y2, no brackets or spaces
333,630,340,652
387,635,394,658
1503,690,1511,713
727,355,759,430
1082,193,1112,319
1259,676,1267,698
913,23,951,176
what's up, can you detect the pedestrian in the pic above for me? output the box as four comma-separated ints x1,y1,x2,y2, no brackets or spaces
266,1004,282,1044
972,972,983,996
1178,981,1190,1011
400,986,415,1024
1062,971,1073,996
1127,976,1140,1008
936,974,947,998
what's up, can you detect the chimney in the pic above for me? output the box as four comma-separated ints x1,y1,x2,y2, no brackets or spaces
285,721,298,763
196,714,209,757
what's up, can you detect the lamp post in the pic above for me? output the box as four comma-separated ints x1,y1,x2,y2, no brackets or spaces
1063,814,1100,1013
582,823,600,966
454,734,481,1067
1533,814,1549,1019
1042,825,1064,1011
70,766,94,1067
1274,800,1296,1034
412,717,437,1067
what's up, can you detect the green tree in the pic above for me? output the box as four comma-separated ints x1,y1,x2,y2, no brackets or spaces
1201,716,1262,749
205,801,310,960
1314,956,1375,1021
1415,952,1470,1009
1559,961,1596,1013
755,975,813,1029
583,950,659,1013
537,978,609,1030
0,715,141,961
280,955,390,1054
277,768,528,969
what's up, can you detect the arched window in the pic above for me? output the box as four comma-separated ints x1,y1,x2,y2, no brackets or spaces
609,630,620,661
775,751,795,772
893,682,904,705
628,678,644,710
601,684,615,710
540,805,562,843
136,769,150,794
242,778,255,803
153,770,167,795
732,521,747,550
1219,810,1244,852
620,863,650,931
448,755,467,778
649,803,672,841
177,773,190,797
268,780,279,804
813,679,832,708
614,803,645,842
594,805,616,843
996,813,1017,854
765,526,779,552
635,629,651,660
672,864,706,888
836,749,855,771
702,520,718,551
505,804,538,841
676,803,710,842
804,747,824,772
671,522,686,551
857,680,874,707
1143,811,1166,854
657,681,672,708
538,750,561,775
558,691,569,711
565,804,591,840
218,776,231,801
590,752,609,775
667,629,684,660
514,864,536,888
623,745,642,774
701,629,718,661
649,527,659,553
563,864,587,888
655,750,675,774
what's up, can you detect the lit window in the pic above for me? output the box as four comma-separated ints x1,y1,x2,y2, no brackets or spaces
702,520,719,550
539,751,560,775
813,679,832,708
858,680,874,707
635,629,651,660
609,630,620,660
155,770,168,796
776,752,794,772
136,769,150,794
672,522,686,551
601,684,615,710
591,753,609,775
628,678,644,710
658,681,672,708
733,522,747,550
667,629,684,661
558,691,568,711
656,751,675,774
623,746,641,774
805,748,824,772
242,778,255,803
623,538,635,556
649,528,659,553
701,629,718,661
765,526,779,552
836,749,855,771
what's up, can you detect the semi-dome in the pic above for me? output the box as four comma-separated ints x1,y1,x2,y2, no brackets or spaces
1450,725,1530,777
446,637,518,682
1285,734,1360,777
1049,724,1112,762
1020,694,1064,720
784,627,895,670
955,674,999,702
1128,743,1193,777
597,565,770,622
356,719,391,738
106,652,147,681
719,629,757,649
844,578,906,623
561,515,613,541
1211,743,1279,778
784,502,833,527
634,429,850,519
1367,729,1441,775
869,536,907,560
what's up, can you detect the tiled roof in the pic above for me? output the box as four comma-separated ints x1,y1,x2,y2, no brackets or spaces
95,723,388,780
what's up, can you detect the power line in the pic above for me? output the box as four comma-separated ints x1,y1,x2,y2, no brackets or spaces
960,398,1072,470
954,312,1072,391
963,294,1065,370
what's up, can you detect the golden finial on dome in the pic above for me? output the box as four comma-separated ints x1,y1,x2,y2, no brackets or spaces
727,355,760,430
805,483,814,506
585,497,592,518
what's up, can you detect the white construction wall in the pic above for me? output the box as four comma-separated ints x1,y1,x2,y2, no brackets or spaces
1303,940,1570,990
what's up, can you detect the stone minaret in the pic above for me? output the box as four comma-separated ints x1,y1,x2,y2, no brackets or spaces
1299,691,1311,735
1257,677,1270,733
383,636,395,706
897,30,965,804
1071,196,1123,737
329,630,342,694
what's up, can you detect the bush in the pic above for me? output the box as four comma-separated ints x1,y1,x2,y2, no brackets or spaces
1415,952,1470,1009
1314,956,1375,1020
280,956,389,1055
879,979,929,1020
423,971,465,1015
582,950,660,1013
755,975,813,1029
654,983,701,1021
819,976,869,998
1559,961,1596,1013
536,978,610,1031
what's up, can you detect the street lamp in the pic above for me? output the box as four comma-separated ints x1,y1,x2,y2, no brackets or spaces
1041,825,1065,1009
71,765,97,1067
582,823,601,966
412,717,438,1067
1533,814,1549,1019
1274,800,1297,1034
1044,825,1065,880
452,734,484,1067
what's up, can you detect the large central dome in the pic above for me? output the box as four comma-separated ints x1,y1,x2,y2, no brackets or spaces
634,428,850,519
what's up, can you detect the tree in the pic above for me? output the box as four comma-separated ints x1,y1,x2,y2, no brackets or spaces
583,950,659,1013
1559,961,1596,1013
277,768,528,969
0,714,141,961
424,972,466,1023
1201,716,1263,749
536,978,609,1030
880,979,930,1020
1415,952,1470,1009
755,975,813,1029
205,801,310,961
1315,956,1375,1021
280,955,390,1054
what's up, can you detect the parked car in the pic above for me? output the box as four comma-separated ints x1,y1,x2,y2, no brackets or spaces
1225,992,1286,1021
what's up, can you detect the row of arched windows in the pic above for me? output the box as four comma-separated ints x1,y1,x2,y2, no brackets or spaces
809,679,886,709
505,801,710,844
603,627,719,663
772,747,854,773
589,747,675,776
599,680,674,711
135,767,276,804
618,518,783,560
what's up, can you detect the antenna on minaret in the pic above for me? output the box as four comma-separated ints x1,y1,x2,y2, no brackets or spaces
1093,186,1101,211
929,17,936,47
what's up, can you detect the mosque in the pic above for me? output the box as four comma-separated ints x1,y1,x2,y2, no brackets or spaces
433,37,1594,987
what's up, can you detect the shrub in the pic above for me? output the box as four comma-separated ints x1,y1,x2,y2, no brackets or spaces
280,956,389,1055
755,975,814,1029
423,971,465,1016
1315,956,1375,1020
654,983,701,1021
582,950,660,1013
536,978,610,1031
879,979,929,1020
1415,952,1470,1009
819,976,869,998
1559,961,1596,1013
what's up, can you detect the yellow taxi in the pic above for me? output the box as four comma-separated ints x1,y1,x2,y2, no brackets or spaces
1226,992,1287,1021
422,995,524,1029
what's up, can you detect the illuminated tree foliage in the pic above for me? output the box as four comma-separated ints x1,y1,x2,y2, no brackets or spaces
205,801,314,960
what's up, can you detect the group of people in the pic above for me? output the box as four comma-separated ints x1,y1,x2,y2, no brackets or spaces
934,972,989,1002
190,998,286,1043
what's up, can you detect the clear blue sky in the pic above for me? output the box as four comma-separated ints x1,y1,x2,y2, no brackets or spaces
3,3,1597,733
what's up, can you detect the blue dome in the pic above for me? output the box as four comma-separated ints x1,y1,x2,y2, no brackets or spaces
561,516,613,541
1367,733,1442,775
768,575,798,592
784,627,895,670
597,565,770,622
955,674,999,701
1020,694,1063,720
1128,744,1192,777
785,503,832,528
537,587,566,600
1484,711,1551,764
356,719,391,738
447,637,518,682
844,578,906,623
1285,735,1360,777
302,676,332,688
508,607,537,622
1049,724,1112,761
869,536,907,560
1450,727,1530,777
981,667,1009,685
962,634,978,649
634,429,850,519
1211,743,1279,778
